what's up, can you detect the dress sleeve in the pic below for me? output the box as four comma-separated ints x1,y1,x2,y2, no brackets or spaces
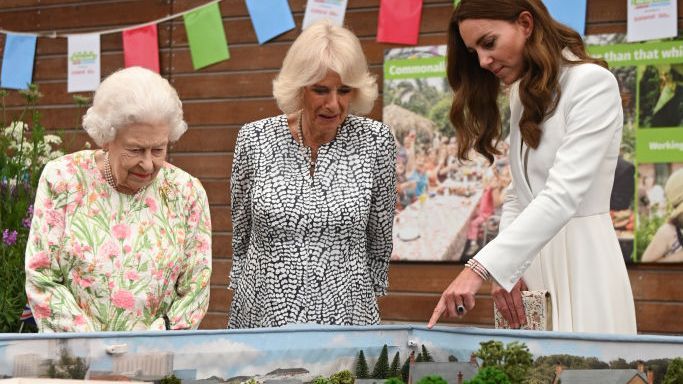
366,124,397,295
25,160,96,332
475,66,623,291
499,183,523,232
229,123,254,290
165,177,212,330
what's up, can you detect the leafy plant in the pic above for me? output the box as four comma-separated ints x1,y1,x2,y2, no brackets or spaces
635,212,666,261
0,85,66,332
464,367,511,384
474,340,533,384
160,375,181,384
415,375,447,384
46,346,89,379
329,370,354,384
663,357,683,384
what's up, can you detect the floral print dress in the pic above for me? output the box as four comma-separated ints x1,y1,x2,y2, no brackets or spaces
25,150,212,332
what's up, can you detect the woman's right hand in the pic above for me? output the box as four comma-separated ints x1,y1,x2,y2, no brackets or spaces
492,279,527,328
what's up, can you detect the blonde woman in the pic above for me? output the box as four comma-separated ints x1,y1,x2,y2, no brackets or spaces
228,21,396,328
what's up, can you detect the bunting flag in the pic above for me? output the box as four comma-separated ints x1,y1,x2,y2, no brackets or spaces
376,0,423,45
246,0,295,44
302,0,348,30
20,304,35,325
543,0,587,36
67,33,101,93
1,34,37,90
122,24,160,73
184,2,230,70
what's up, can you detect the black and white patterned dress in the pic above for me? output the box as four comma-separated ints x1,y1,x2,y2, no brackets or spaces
228,114,396,328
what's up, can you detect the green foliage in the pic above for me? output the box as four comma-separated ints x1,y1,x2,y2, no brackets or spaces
356,350,370,379
47,346,89,379
421,345,434,362
464,366,511,384
372,345,390,379
385,378,404,384
528,354,611,383
502,342,533,384
313,376,330,384
475,340,532,384
388,351,401,378
0,85,66,332
664,358,683,384
329,370,354,384
415,375,447,384
401,357,410,383
475,341,505,368
635,212,666,261
160,374,181,384
427,97,454,138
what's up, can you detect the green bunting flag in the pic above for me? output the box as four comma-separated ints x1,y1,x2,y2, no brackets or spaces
183,2,230,70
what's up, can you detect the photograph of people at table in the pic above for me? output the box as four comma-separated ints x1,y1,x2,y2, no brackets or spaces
428,0,637,334
228,21,396,328
384,48,512,263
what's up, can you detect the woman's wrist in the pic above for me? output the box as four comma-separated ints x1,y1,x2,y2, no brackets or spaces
465,258,491,281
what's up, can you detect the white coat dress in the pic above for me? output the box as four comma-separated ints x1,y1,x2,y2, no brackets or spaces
474,57,638,334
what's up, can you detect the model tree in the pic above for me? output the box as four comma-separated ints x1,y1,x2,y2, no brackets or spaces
415,375,447,384
46,346,89,379
475,340,532,384
385,378,405,384
464,367,511,384
401,356,411,383
372,344,390,379
421,345,434,362
389,351,401,378
330,370,354,384
356,350,370,378
663,357,683,384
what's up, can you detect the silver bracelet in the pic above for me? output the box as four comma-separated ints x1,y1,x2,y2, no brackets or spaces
465,259,490,281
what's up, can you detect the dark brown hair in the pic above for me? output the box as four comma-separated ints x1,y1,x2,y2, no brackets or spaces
447,0,606,162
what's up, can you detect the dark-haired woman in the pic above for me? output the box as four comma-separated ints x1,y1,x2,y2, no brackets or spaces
429,0,636,333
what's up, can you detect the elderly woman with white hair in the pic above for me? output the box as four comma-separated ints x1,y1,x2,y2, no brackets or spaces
25,66,212,332
228,21,396,328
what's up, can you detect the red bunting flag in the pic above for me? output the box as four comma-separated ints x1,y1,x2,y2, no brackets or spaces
122,24,160,73
376,0,423,45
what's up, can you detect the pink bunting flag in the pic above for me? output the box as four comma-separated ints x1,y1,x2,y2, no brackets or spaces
122,24,160,73
376,0,423,45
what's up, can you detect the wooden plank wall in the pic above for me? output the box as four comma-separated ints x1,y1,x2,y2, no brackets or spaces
1,0,682,334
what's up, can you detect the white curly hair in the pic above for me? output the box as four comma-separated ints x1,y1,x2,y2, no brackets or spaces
82,66,187,146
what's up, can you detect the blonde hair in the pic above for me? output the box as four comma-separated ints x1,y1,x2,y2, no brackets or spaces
82,66,187,146
272,20,377,115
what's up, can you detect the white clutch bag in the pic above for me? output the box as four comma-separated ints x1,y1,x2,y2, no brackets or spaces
494,290,552,331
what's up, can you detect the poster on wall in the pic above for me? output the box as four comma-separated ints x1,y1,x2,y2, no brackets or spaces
627,0,677,42
587,34,683,263
383,45,512,262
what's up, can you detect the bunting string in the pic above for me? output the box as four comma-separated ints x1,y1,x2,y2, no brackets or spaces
0,0,222,39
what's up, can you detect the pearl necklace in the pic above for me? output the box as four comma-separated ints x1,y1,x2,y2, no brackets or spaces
103,151,147,200
295,112,344,174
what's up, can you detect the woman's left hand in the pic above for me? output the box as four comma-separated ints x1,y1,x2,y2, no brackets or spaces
427,268,484,328
491,279,527,329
